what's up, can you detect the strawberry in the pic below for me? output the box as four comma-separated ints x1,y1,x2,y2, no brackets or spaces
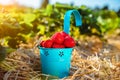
52,43,65,48
44,39,53,48
51,32,64,44
64,36,75,48
40,41,45,47
60,31,69,38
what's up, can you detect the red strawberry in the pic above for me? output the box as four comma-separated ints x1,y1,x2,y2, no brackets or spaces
64,36,75,48
60,31,69,38
40,41,45,47
52,43,65,48
44,39,53,48
51,32,64,44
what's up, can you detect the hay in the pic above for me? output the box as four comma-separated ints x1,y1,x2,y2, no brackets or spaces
0,37,120,80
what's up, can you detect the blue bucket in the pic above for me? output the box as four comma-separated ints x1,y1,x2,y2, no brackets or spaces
39,47,73,78
38,10,82,78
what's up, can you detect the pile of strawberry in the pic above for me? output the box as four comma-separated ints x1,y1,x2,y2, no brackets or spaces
40,31,75,48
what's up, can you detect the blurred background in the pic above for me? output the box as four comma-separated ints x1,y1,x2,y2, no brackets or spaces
0,0,120,49
0,0,120,11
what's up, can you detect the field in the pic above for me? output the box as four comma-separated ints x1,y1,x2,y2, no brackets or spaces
0,3,120,80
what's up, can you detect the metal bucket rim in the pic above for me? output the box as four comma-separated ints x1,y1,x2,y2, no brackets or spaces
38,46,73,50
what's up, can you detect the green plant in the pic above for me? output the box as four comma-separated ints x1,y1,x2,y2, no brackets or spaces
0,4,119,49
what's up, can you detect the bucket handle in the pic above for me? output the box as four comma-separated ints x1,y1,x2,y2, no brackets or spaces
63,10,82,34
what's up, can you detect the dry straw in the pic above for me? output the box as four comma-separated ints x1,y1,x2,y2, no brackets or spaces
0,39,120,80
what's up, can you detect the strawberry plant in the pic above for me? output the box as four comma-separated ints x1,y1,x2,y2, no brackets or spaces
0,3,120,49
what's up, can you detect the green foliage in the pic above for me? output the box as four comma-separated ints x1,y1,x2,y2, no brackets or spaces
97,10,119,34
0,4,120,48
0,44,15,62
20,13,36,27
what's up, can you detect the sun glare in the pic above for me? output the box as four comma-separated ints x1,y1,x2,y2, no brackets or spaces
0,0,14,5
